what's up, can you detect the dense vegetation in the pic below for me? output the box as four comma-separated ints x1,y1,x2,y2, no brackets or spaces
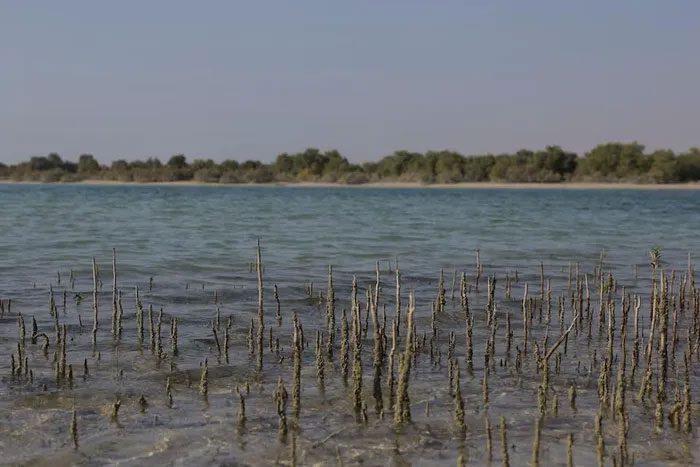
2,143,700,184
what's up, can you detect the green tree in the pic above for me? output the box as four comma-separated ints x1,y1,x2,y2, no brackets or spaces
78,154,100,173
537,146,577,178
463,155,495,181
321,150,351,181
375,151,426,180
577,142,646,180
274,153,295,175
241,160,262,171
219,160,238,171
29,155,54,171
47,153,63,168
429,150,464,183
647,150,679,182
190,159,216,171
167,154,188,169
111,159,129,171
677,148,700,181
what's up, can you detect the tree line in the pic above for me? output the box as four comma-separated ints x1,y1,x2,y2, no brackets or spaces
1,143,700,184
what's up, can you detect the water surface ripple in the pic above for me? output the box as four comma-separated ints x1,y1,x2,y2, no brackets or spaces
1,184,699,465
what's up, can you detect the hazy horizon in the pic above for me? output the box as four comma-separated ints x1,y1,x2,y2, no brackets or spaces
2,1,699,164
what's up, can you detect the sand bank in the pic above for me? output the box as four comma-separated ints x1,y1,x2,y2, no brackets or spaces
2,179,700,190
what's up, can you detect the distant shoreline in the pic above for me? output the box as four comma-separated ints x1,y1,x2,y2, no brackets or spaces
2,179,700,190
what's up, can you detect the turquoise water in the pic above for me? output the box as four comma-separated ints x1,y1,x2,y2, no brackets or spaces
1,184,699,465
2,185,699,281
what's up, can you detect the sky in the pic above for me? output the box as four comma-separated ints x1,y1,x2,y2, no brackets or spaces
1,1,699,164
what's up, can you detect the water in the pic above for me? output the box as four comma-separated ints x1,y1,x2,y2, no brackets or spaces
1,184,699,465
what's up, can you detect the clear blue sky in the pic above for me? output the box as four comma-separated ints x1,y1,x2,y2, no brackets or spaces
1,1,698,164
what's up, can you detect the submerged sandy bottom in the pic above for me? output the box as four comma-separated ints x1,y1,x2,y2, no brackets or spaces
1,254,699,466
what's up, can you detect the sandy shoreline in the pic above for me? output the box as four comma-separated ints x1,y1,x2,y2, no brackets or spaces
1,179,700,190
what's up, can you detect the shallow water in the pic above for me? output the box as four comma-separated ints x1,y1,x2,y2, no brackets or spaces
1,184,700,465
